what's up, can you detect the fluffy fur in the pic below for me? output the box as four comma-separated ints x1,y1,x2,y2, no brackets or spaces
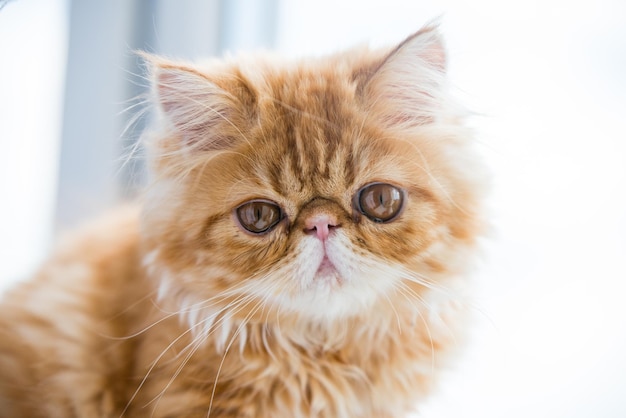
0,26,486,417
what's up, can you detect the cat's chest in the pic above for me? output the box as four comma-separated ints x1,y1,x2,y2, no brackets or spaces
130,318,436,418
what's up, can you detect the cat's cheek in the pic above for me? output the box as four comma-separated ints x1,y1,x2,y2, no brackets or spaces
354,206,441,263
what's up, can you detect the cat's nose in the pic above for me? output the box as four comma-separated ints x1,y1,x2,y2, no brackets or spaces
304,214,339,241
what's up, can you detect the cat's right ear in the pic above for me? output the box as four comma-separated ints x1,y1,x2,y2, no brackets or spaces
143,53,249,151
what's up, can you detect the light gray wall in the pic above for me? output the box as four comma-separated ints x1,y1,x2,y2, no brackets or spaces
55,0,278,228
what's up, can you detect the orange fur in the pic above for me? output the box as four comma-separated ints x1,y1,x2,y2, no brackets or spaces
0,26,486,417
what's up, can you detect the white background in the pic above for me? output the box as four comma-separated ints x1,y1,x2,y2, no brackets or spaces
1,1,625,417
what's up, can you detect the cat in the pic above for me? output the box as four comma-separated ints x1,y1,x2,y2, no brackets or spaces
0,25,486,417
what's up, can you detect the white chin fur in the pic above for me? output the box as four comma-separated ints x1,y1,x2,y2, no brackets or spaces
257,233,398,321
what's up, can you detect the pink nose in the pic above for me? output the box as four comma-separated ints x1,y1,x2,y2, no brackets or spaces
304,214,338,241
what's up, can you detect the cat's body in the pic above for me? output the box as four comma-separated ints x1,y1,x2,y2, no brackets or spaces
0,26,485,417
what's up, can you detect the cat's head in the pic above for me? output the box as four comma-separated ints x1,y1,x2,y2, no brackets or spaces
141,26,485,326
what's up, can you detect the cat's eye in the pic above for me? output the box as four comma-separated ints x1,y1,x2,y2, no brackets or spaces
356,183,404,223
235,200,283,234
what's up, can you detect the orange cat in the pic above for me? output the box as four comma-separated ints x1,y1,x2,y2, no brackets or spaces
0,25,486,417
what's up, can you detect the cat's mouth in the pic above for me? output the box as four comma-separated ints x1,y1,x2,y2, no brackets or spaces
315,256,342,284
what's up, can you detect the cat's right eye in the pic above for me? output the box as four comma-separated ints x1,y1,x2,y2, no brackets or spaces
235,200,283,234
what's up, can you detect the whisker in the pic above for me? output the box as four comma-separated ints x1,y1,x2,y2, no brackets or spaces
120,321,197,418
152,289,259,374
392,263,492,326
104,310,178,341
390,282,436,374
206,294,270,418
380,290,402,334
120,276,269,416
390,264,458,299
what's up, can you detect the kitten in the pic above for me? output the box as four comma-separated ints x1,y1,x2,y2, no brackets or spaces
0,25,486,417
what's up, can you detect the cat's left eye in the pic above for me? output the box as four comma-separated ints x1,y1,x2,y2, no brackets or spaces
356,183,404,223
235,200,283,234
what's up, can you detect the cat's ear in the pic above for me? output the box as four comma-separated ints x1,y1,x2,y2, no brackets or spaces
358,25,447,127
144,53,252,151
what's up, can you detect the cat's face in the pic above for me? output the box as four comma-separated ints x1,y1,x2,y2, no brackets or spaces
141,27,484,324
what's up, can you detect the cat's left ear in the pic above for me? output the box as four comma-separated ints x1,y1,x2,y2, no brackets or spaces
358,25,447,127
